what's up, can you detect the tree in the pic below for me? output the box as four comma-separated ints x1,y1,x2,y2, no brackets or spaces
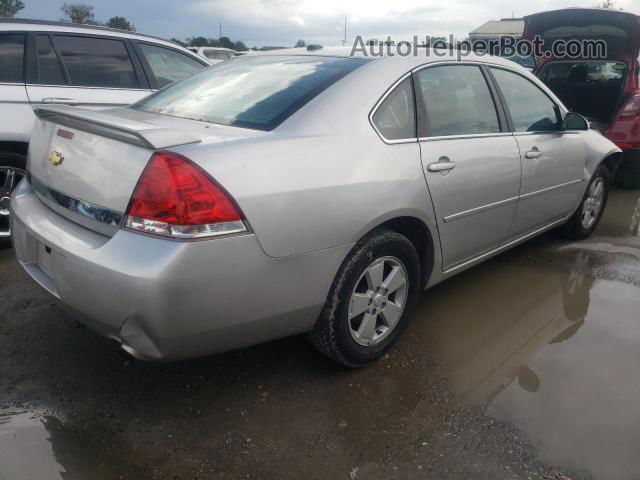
233,40,248,51
598,0,617,7
60,3,97,24
218,36,234,50
294,39,306,48
187,36,210,47
0,0,24,17
105,16,135,31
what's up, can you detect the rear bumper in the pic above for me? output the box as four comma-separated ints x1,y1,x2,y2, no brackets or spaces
11,179,347,361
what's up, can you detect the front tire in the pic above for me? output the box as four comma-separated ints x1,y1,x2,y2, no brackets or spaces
0,152,27,246
559,164,610,240
309,229,421,367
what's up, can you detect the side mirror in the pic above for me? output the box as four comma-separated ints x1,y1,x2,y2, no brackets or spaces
563,112,590,131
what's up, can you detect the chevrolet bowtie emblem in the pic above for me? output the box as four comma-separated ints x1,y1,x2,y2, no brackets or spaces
48,151,64,166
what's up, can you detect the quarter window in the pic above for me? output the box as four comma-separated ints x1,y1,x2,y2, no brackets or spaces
138,44,204,88
53,35,139,88
0,34,25,83
491,68,560,133
36,35,66,85
415,65,500,137
372,78,416,141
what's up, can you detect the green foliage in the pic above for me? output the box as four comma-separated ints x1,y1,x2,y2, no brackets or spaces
295,39,306,48
0,0,25,17
105,16,135,31
60,3,97,24
184,36,248,52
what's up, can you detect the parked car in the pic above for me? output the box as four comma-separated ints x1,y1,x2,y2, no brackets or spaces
11,48,621,366
524,8,640,188
0,19,209,244
187,46,239,63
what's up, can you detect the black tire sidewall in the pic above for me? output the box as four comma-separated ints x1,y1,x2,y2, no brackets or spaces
330,231,421,366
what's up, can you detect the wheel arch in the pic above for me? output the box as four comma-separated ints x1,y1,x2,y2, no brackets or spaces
365,215,436,289
598,151,622,180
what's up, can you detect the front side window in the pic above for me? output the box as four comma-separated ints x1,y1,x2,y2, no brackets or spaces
53,35,138,88
372,77,415,141
134,55,370,131
138,44,204,88
415,65,500,137
0,34,25,83
491,68,560,133
36,35,66,85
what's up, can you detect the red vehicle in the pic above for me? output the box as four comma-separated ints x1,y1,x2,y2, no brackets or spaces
524,8,640,188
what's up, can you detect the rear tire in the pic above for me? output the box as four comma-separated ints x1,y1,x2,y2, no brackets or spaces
559,164,610,241
309,229,421,367
0,151,27,246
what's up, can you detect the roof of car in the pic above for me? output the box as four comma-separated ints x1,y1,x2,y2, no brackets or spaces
0,18,181,47
252,45,518,67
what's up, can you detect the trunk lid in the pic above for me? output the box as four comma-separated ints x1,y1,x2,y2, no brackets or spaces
27,105,261,236
524,8,640,60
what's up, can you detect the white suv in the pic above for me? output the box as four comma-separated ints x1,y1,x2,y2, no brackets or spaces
0,19,209,243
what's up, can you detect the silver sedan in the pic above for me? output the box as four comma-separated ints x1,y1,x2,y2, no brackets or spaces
11,48,621,366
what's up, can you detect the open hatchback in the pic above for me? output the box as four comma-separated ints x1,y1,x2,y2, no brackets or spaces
525,8,640,187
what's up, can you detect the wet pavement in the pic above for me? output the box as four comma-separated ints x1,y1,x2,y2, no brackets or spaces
1,187,639,479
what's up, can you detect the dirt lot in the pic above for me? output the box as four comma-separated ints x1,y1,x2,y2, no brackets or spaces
1,187,639,480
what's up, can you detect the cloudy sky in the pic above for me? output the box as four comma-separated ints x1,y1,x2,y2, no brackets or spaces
17,0,640,47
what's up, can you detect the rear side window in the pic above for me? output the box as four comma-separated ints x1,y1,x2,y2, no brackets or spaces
0,34,25,83
415,65,500,137
372,78,416,141
53,35,139,88
134,55,370,131
138,43,204,88
491,68,560,133
36,35,66,85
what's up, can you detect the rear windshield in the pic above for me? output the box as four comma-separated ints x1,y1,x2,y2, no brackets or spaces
133,55,370,131
538,61,627,84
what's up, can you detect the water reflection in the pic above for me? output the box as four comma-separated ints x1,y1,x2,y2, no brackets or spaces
412,254,594,406
411,244,640,479
0,411,119,480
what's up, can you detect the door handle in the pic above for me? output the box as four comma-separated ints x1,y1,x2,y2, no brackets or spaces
41,97,79,106
525,148,542,159
427,159,456,172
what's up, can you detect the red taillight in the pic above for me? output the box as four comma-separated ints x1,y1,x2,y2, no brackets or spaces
125,152,246,239
619,93,640,118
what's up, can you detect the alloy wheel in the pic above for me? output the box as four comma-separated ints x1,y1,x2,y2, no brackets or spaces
348,256,408,346
581,176,605,230
0,166,25,239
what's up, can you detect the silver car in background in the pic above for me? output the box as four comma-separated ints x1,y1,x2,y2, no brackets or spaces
11,48,621,366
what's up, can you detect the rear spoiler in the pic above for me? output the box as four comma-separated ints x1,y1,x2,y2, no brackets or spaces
33,105,201,150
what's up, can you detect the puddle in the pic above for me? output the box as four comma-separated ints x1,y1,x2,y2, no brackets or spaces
597,188,640,239
0,411,121,480
411,250,640,479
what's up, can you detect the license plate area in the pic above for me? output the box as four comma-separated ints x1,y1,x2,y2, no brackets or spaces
36,241,55,279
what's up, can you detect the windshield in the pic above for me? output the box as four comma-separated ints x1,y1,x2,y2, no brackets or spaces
133,55,370,131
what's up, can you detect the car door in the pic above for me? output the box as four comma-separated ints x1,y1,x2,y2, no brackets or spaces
133,42,206,90
26,33,152,110
488,67,585,236
414,64,522,270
